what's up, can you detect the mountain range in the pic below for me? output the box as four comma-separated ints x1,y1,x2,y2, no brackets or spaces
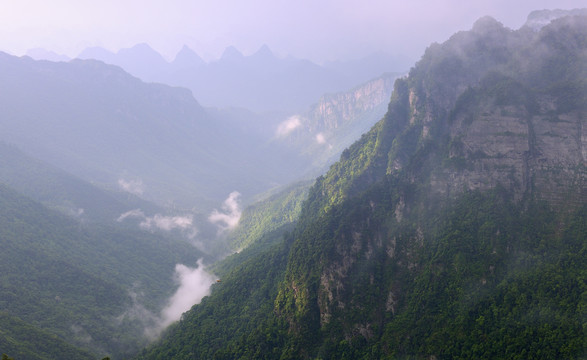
0,8,584,360
74,44,409,112
137,13,586,360
0,30,398,359
0,52,395,211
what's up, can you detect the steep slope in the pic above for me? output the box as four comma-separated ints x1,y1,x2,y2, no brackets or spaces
0,142,161,222
0,183,207,359
275,72,399,176
308,14,586,214
138,14,586,360
274,15,586,357
0,311,94,360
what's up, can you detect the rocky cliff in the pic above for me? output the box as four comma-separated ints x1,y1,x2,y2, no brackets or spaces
137,13,586,360
278,72,398,176
311,15,586,214
307,73,397,132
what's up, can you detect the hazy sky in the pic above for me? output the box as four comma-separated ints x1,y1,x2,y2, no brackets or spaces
0,0,584,63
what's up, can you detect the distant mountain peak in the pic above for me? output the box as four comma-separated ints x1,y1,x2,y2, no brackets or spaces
127,42,153,51
221,46,244,61
253,44,274,57
118,43,166,61
173,45,205,67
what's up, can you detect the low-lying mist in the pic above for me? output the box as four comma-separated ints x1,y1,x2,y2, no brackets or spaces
118,260,216,340
116,191,243,339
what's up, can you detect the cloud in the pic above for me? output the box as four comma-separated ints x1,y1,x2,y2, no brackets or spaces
158,260,216,330
140,214,194,232
124,260,215,340
70,324,93,345
316,132,333,149
316,132,326,144
117,209,146,222
117,209,198,238
118,178,145,196
208,191,242,230
116,287,160,339
276,115,301,137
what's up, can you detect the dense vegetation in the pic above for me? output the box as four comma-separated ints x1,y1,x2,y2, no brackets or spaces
0,312,95,360
225,181,310,251
138,185,586,359
0,183,205,359
138,15,586,359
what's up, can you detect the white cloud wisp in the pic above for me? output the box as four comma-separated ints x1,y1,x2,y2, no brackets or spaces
208,191,242,231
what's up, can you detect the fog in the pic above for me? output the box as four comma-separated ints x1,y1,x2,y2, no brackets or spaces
117,209,198,239
1,1,584,64
158,261,216,330
129,260,216,340
208,191,242,231
276,116,302,137
118,177,145,196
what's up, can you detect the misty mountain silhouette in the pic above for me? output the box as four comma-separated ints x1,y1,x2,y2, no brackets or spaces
76,43,409,112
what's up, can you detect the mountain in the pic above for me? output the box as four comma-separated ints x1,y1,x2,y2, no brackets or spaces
77,43,169,83
76,44,408,112
137,14,586,359
171,45,205,71
0,52,308,210
276,72,398,175
0,52,398,211
0,142,161,222
0,182,208,359
77,46,117,63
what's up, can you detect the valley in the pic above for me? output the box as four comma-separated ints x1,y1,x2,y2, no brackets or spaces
0,8,585,360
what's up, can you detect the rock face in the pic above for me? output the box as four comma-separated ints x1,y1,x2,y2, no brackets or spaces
277,72,399,175
307,73,397,133
313,15,586,213
439,92,586,207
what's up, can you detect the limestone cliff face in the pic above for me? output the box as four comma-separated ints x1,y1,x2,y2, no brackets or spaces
437,92,586,207
312,15,586,215
278,72,398,174
416,16,587,207
306,73,396,133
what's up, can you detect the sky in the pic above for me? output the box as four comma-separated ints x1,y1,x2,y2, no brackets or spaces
0,0,585,63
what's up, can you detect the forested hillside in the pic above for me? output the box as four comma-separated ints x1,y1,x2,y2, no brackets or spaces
0,183,207,359
0,143,161,222
138,14,586,359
